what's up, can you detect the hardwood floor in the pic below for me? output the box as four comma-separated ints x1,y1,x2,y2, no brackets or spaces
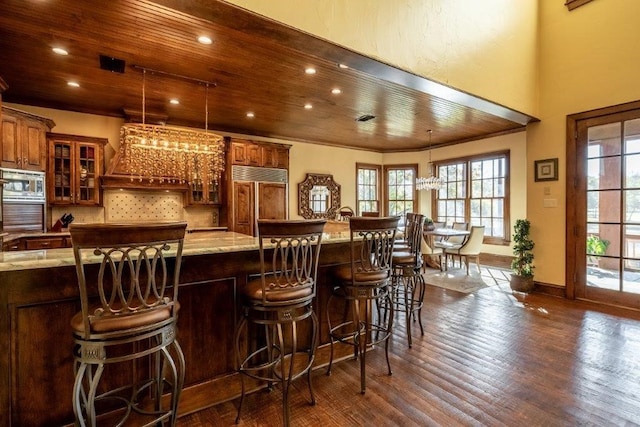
177,276,640,426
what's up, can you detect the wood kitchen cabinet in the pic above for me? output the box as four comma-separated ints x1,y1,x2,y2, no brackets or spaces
188,180,221,205
233,181,255,236
261,144,289,169
231,139,262,167
2,235,71,251
226,138,290,236
47,133,107,206
230,138,290,169
232,181,287,236
1,106,55,171
258,182,287,219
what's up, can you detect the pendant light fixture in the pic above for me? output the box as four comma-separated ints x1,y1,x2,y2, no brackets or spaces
416,129,444,191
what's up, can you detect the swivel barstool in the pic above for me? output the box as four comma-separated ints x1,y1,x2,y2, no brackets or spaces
235,219,326,426
326,216,399,394
391,213,426,347
69,222,187,427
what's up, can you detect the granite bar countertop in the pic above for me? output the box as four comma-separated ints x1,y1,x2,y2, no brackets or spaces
0,231,351,272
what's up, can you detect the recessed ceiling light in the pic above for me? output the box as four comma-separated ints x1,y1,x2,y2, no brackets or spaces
338,63,349,69
246,112,255,118
305,67,316,75
52,47,68,56
169,99,180,105
67,81,80,88
197,35,212,45
304,103,313,110
331,88,342,95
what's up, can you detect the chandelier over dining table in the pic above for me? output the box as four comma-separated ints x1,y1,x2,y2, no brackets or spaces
120,67,225,185
416,129,444,191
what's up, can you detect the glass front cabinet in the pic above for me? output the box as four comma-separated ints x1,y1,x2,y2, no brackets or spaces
47,133,107,206
188,178,220,205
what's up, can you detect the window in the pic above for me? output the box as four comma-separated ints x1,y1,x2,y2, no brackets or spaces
356,163,381,215
434,151,509,244
384,164,418,224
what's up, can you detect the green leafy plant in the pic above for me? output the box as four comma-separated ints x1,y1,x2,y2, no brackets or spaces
511,219,535,278
587,234,610,263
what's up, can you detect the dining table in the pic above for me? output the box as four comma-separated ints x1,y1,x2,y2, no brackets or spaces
423,227,471,269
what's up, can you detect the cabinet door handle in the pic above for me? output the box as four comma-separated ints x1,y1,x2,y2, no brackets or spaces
23,157,28,166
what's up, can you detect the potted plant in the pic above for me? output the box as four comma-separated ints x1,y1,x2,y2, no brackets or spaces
586,234,610,266
424,217,435,231
510,219,535,292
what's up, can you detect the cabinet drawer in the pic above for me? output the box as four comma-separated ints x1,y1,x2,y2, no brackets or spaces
3,240,25,251
24,237,65,250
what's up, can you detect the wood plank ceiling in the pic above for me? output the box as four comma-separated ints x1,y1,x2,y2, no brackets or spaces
0,0,537,152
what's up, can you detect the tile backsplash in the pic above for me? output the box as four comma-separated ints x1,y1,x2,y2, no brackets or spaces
50,189,219,228
105,190,183,222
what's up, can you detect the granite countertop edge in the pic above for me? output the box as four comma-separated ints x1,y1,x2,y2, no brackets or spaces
0,230,351,272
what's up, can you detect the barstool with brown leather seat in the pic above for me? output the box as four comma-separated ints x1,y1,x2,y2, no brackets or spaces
392,213,426,348
326,216,400,394
235,219,326,426
69,222,187,427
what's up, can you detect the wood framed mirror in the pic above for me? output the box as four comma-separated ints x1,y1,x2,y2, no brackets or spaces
298,173,341,219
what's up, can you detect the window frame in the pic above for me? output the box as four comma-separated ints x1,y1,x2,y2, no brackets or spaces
432,150,510,245
356,163,382,216
383,163,419,222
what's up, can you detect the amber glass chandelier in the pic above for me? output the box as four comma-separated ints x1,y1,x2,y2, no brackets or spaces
120,68,225,185
416,129,444,191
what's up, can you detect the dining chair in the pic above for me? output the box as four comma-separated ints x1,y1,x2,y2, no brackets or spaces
444,225,485,275
436,222,469,267
421,234,444,272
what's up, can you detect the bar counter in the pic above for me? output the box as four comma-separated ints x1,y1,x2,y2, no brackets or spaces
0,230,353,426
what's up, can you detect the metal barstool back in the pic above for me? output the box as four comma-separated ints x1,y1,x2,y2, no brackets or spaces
69,222,187,427
326,216,400,394
235,219,326,426
392,213,426,347
394,212,416,252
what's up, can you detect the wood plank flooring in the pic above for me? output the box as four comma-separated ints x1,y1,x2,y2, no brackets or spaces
177,274,640,426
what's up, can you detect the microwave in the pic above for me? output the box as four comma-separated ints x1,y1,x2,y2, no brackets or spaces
1,168,46,203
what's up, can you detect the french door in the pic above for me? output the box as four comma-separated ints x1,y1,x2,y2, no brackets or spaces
568,103,640,310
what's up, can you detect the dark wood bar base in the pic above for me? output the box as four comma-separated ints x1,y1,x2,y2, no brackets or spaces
0,238,352,427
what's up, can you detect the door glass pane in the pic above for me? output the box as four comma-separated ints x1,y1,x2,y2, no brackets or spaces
588,123,621,157
622,269,640,294
588,259,619,290
624,190,640,222
587,224,619,258
587,190,619,223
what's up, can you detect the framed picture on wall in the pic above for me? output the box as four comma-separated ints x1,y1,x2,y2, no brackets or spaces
534,158,558,182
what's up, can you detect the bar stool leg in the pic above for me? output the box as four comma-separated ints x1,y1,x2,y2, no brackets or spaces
359,298,367,394
306,311,319,405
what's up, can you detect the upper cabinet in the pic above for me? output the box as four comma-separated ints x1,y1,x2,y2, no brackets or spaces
230,138,289,169
187,177,221,206
1,106,55,171
47,133,106,206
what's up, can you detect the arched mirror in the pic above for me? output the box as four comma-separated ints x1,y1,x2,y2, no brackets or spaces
298,173,341,219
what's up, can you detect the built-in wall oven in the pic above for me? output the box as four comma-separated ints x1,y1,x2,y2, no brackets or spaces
1,168,46,233
2,168,46,202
